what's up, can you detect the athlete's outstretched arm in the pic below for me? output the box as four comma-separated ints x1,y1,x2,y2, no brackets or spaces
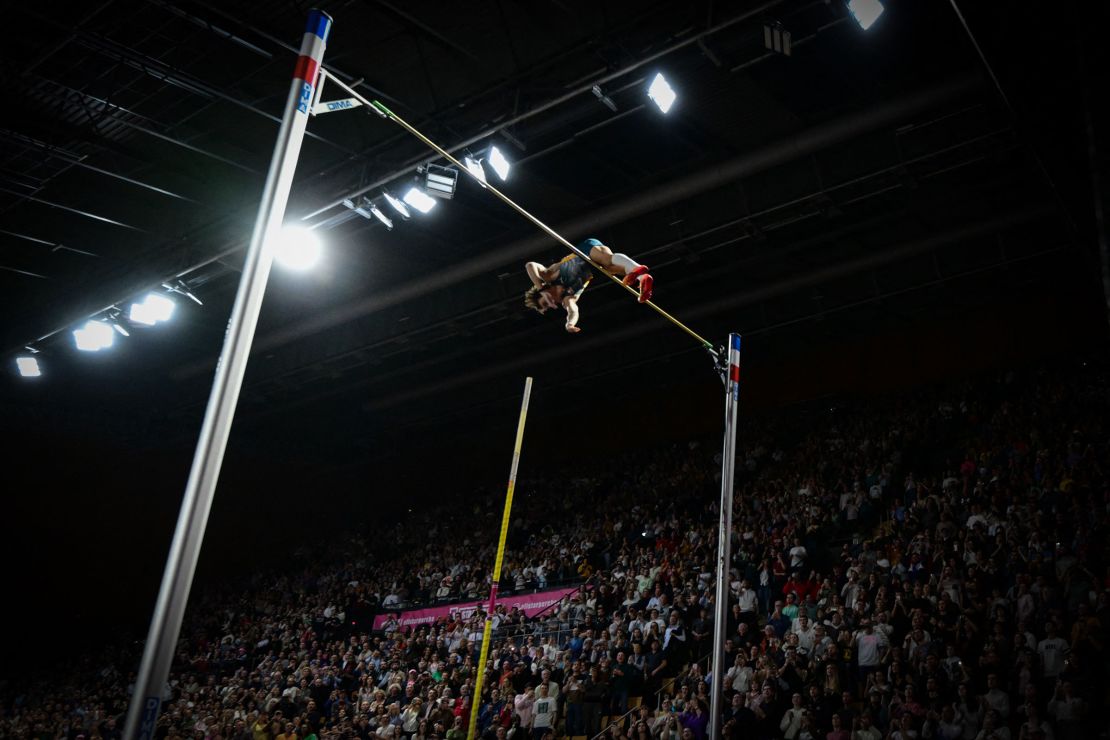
525,262,547,289
563,296,581,333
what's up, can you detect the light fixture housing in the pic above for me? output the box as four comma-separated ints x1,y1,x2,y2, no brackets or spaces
73,319,115,351
847,0,884,30
424,164,458,199
369,203,393,230
487,146,511,181
129,293,176,326
647,72,677,114
272,225,322,271
402,187,437,214
383,191,411,219
163,280,203,305
464,156,487,184
16,356,41,377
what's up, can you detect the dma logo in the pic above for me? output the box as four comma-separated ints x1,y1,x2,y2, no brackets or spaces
137,697,161,740
296,81,313,114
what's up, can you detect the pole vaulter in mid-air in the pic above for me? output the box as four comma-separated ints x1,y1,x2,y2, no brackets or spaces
524,238,653,332
356,92,720,364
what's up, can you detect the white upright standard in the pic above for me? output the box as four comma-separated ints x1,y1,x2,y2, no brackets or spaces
122,10,332,740
708,333,741,739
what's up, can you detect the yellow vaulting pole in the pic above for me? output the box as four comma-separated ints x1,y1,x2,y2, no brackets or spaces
467,377,534,740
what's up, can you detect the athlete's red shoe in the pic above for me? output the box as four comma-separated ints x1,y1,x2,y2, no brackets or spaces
637,273,654,303
622,264,650,286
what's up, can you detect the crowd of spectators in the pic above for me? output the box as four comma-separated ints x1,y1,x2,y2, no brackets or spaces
2,364,1108,740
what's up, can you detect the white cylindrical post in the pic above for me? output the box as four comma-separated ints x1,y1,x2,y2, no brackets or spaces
708,333,741,739
122,11,332,740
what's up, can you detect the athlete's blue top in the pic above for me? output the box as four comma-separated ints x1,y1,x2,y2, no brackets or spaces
554,238,602,297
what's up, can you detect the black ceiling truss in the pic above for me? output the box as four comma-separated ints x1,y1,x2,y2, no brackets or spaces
1,0,1097,454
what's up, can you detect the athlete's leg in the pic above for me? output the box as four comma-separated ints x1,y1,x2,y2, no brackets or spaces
588,245,621,275
608,252,642,276
588,244,653,301
589,244,647,277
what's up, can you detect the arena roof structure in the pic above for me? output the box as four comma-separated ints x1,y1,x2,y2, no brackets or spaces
1,0,1105,467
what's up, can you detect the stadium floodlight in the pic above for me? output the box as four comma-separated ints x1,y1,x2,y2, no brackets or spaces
383,191,411,219
464,156,487,184
647,72,677,114
402,187,437,214
424,164,458,199
847,0,884,30
487,146,510,181
16,356,41,377
129,293,176,326
369,203,393,230
73,319,115,351
272,225,322,271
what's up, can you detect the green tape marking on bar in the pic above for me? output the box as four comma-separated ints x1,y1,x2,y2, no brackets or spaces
370,100,393,117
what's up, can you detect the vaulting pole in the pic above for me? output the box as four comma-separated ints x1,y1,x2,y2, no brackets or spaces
468,377,534,740
708,334,741,739
122,11,332,740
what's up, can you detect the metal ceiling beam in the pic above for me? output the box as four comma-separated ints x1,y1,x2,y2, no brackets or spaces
0,129,198,202
0,228,100,258
24,75,261,174
369,0,481,63
300,0,795,220
142,0,273,59
21,1,118,76
24,10,364,160
0,184,145,231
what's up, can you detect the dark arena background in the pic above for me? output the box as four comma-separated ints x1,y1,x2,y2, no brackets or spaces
2,1,1108,738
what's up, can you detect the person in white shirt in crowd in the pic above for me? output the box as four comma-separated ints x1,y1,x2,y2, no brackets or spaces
514,687,536,733
1046,680,1085,740
792,613,817,654
736,578,759,627
1036,622,1069,681
980,674,1010,721
853,618,888,683
530,685,557,740
779,693,806,739
788,538,808,570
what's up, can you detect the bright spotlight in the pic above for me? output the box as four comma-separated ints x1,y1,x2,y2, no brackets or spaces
112,322,130,337
129,293,176,326
383,191,411,219
73,320,115,351
847,0,884,30
487,146,510,181
16,356,41,377
464,156,487,184
402,187,437,214
272,225,322,271
647,73,677,114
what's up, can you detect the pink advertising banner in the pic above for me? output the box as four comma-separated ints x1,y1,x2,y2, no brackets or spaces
371,585,583,631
